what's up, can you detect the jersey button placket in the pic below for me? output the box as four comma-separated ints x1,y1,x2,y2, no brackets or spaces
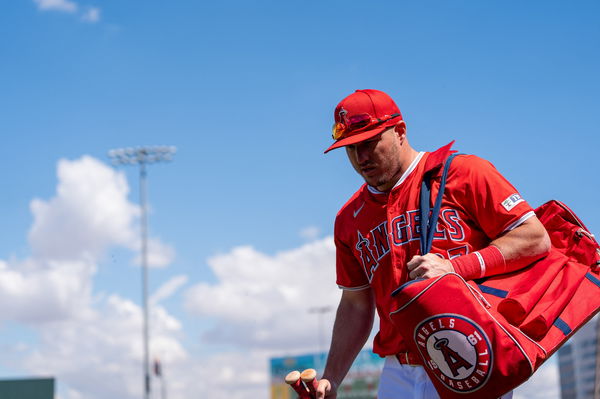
387,189,404,286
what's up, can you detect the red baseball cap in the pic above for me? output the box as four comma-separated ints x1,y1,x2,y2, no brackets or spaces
324,89,403,153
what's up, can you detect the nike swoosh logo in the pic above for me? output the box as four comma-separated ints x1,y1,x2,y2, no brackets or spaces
353,202,365,218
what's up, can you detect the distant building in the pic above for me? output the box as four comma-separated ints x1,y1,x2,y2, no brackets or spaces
558,317,599,399
0,377,54,399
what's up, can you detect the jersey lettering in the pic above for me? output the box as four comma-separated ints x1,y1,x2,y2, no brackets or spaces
391,214,410,245
370,221,390,260
442,209,465,241
407,210,421,242
356,231,379,282
433,212,446,240
355,208,467,280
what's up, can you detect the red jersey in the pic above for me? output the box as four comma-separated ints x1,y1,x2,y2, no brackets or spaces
334,145,535,357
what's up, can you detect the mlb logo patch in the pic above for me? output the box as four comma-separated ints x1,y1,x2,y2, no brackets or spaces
501,194,524,211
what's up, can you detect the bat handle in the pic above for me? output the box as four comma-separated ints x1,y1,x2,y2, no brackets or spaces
285,370,311,398
300,368,319,398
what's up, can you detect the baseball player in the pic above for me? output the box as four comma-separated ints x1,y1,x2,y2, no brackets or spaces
316,89,551,399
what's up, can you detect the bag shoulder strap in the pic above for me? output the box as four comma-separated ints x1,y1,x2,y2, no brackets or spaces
419,153,461,255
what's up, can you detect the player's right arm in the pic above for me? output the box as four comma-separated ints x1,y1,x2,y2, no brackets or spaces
316,287,375,399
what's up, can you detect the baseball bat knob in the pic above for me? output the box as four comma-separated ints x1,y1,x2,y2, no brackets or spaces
300,368,317,382
285,370,301,384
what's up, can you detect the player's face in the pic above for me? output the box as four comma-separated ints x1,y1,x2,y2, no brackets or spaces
345,127,404,192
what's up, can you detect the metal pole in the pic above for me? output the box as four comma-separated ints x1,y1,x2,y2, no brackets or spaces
140,161,150,399
107,146,176,399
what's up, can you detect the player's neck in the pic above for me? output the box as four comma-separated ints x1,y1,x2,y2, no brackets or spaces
398,147,420,177
376,147,419,192
390,147,419,185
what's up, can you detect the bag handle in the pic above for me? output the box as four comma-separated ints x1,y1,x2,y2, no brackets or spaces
419,153,460,255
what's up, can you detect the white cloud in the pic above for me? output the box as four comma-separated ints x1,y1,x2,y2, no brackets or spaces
0,155,142,325
28,156,138,262
150,275,189,306
28,156,173,269
180,237,349,397
2,155,187,398
81,7,100,23
185,238,340,351
0,258,94,323
12,281,284,396
133,238,176,269
21,295,186,399
34,0,77,13
300,225,321,241
33,0,101,23
164,351,269,399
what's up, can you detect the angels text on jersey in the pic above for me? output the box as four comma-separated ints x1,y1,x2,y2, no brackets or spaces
355,208,467,282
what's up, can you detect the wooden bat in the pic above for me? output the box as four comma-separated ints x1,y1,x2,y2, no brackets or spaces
300,368,319,396
285,370,310,398
285,369,321,398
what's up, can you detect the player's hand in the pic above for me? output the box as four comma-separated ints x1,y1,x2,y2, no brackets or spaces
407,253,454,279
316,378,337,398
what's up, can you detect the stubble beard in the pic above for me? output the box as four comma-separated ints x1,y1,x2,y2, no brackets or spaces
361,167,394,192
367,157,403,192
372,172,395,192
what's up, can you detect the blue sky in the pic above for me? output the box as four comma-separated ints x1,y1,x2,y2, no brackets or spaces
0,1,598,398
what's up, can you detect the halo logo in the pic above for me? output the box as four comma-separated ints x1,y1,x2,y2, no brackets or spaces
414,314,492,393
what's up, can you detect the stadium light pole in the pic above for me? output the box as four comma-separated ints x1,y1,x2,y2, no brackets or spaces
108,146,176,399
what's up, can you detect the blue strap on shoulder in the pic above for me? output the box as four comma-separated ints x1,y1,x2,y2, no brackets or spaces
419,153,460,255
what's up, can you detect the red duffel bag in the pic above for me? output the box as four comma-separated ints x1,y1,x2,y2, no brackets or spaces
389,273,545,398
388,152,600,398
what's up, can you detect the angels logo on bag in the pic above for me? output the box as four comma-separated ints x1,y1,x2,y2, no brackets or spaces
414,314,493,393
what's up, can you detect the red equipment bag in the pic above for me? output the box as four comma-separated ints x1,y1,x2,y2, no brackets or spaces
388,152,600,398
390,273,546,398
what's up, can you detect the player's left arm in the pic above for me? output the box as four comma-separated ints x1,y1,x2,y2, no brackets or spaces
407,216,550,280
485,215,550,273
408,154,551,280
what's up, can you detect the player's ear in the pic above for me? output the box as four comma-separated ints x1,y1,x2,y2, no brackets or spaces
394,121,407,139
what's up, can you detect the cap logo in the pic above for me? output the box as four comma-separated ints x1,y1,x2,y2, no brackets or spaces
414,314,492,393
338,107,348,123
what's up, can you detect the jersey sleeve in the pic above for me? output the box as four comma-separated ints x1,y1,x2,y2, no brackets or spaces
334,216,370,290
449,155,534,240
